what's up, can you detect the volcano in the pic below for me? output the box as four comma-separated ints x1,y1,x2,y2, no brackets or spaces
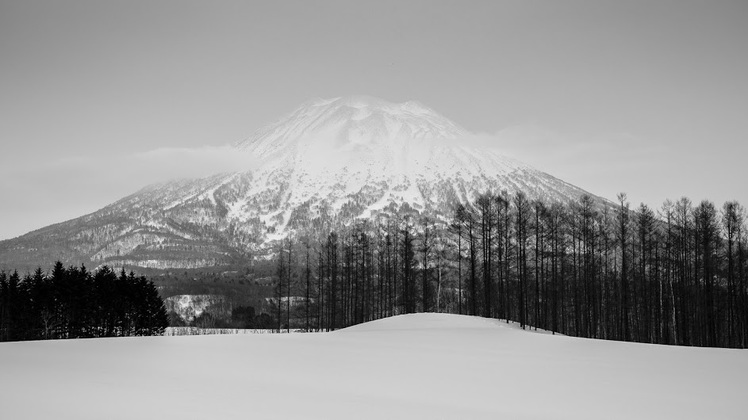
0,96,601,271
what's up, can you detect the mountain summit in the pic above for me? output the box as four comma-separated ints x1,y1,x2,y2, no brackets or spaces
237,95,467,159
0,96,600,271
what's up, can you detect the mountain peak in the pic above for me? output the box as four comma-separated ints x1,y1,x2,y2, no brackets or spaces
333,95,390,108
237,96,468,157
302,95,439,117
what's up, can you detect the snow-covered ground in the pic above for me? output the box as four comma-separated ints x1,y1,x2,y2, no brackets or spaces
1,313,746,419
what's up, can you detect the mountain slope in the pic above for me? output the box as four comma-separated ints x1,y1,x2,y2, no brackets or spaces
1,96,603,271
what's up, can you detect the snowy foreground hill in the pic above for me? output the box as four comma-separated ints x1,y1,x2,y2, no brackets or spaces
2,313,746,420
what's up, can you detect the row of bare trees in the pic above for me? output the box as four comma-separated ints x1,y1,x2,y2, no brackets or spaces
272,192,748,348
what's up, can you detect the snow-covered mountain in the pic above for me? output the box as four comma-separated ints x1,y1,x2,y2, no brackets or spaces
233,95,582,225
0,96,602,271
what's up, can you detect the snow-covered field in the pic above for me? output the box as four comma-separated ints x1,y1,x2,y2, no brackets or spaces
1,313,746,419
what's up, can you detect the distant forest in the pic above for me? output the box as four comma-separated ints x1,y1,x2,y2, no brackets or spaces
3,192,746,349
274,192,748,348
0,262,168,341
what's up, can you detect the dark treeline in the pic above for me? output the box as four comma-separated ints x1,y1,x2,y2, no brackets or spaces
0,262,168,341
274,192,748,348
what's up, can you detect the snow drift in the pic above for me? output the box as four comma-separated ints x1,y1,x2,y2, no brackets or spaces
1,313,746,420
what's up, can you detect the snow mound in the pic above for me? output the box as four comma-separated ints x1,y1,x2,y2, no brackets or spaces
1,313,747,420
338,313,506,332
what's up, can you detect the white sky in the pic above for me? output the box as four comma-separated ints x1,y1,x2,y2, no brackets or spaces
1,0,747,240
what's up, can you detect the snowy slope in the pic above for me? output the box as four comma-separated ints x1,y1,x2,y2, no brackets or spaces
231,95,587,225
0,96,605,270
0,313,745,420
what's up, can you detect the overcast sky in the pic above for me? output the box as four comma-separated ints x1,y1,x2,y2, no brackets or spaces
1,0,747,240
